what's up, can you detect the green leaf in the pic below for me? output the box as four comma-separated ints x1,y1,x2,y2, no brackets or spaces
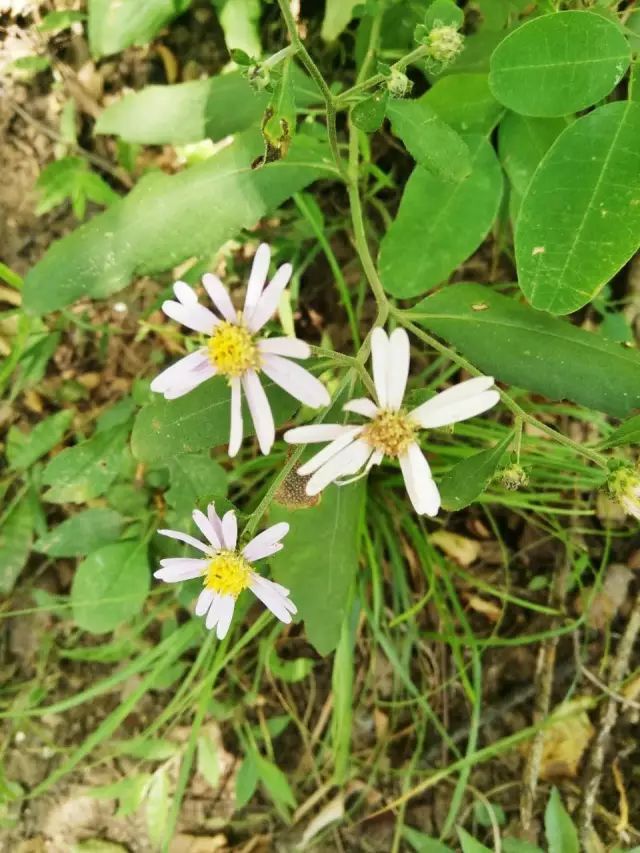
412,282,640,417
601,414,640,449
145,768,170,848
489,12,630,117
502,840,545,853
7,410,73,470
114,737,179,761
88,0,182,58
386,99,471,181
42,423,130,503
71,540,150,633
321,0,359,41
497,112,567,219
255,754,296,810
269,481,365,656
88,774,151,817
439,431,513,511
425,0,464,29
516,101,640,315
34,508,124,557
402,827,454,853
379,135,503,298
352,90,389,133
95,71,268,145
73,841,128,853
457,828,492,853
166,453,227,512
422,73,504,134
235,754,259,809
197,734,220,789
23,131,332,315
0,501,33,595
11,56,51,73
544,787,579,853
38,10,86,31
266,646,314,683
132,376,298,464
215,0,261,57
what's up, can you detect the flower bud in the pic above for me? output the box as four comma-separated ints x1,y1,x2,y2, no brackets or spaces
247,63,270,92
386,67,413,99
499,463,529,491
608,466,640,520
427,24,464,67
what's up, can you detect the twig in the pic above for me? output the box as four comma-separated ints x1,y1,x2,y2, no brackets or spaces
579,589,640,844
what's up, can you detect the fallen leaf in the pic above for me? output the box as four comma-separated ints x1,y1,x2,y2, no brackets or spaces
466,594,502,623
577,564,632,630
527,698,595,781
299,794,345,847
431,530,481,566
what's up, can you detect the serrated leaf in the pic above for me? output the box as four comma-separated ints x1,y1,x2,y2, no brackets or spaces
88,0,183,58
422,73,504,134
269,481,365,656
0,501,33,595
23,131,332,315
42,423,130,503
413,282,640,417
489,12,630,117
544,787,579,853
439,431,513,511
34,508,124,557
197,734,220,789
132,376,298,464
145,768,170,848
386,99,471,181
516,101,640,315
379,135,503,298
71,540,150,633
7,410,73,470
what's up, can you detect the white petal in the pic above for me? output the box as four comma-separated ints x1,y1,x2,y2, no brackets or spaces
258,337,310,359
370,327,390,407
244,243,270,317
192,509,222,549
249,575,295,623
228,377,243,457
150,350,210,394
411,376,495,419
342,398,379,419
154,558,207,582
161,364,216,399
242,370,275,455
386,328,410,411
246,263,293,332
215,595,236,639
242,522,290,562
398,443,440,517
173,281,198,305
205,593,223,630
162,299,218,335
202,273,238,323
207,502,225,543
306,439,372,496
412,390,500,429
221,510,238,550
297,426,363,476
284,424,353,444
195,588,215,616
261,354,330,409
157,529,211,554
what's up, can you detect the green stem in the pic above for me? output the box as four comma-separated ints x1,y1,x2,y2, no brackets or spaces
335,44,430,106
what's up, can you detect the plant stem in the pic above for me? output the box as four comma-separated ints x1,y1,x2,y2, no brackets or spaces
335,44,431,105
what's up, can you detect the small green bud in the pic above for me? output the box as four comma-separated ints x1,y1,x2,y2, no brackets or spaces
426,24,464,67
387,67,413,99
608,466,640,520
499,464,529,491
247,63,270,92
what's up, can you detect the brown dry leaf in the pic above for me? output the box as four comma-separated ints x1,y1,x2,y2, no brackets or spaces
170,834,228,853
532,698,595,781
431,530,481,566
298,794,345,847
577,564,632,631
466,594,502,623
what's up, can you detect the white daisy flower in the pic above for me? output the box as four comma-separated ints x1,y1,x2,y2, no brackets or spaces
284,327,500,517
150,243,330,456
154,503,296,639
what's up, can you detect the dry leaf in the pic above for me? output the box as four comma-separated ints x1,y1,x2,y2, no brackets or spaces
299,794,345,847
532,698,595,781
431,530,481,566
578,564,632,630
466,594,502,623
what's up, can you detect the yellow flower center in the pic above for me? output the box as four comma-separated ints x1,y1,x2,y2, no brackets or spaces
204,550,251,598
363,409,416,457
207,321,260,377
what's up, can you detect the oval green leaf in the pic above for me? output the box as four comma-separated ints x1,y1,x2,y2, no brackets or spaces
439,431,513,511
379,135,503,298
516,101,640,314
22,132,333,315
422,74,504,134
412,283,640,417
269,481,365,656
489,11,631,117
72,540,150,633
34,508,124,557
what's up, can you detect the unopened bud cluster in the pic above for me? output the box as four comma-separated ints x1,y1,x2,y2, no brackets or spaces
427,24,464,65
608,466,640,520
499,464,529,491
